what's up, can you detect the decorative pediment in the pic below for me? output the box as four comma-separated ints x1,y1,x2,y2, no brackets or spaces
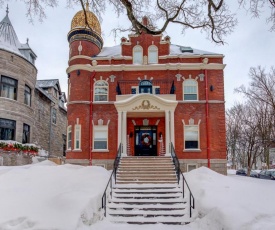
132,100,160,111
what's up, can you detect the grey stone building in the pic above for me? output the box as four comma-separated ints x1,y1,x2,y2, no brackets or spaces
0,7,67,158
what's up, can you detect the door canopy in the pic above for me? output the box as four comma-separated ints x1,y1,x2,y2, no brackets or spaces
114,94,178,114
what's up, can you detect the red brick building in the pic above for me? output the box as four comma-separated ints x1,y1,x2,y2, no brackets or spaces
65,6,227,174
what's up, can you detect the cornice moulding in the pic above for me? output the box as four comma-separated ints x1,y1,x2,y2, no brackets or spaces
67,63,226,73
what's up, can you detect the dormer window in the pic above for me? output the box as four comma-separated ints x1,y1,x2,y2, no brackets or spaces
139,80,152,94
148,45,158,64
30,53,35,64
133,45,143,64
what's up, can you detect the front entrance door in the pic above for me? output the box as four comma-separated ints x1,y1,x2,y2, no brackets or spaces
134,126,157,156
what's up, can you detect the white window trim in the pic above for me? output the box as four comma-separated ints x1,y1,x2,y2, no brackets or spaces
94,80,109,102
133,45,143,64
74,124,81,150
92,122,109,152
148,45,158,64
183,79,199,101
183,124,200,151
67,125,72,150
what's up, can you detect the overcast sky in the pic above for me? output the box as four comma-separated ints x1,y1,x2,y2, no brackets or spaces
1,1,274,109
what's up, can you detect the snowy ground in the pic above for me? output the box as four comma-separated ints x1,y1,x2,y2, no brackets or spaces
0,161,275,230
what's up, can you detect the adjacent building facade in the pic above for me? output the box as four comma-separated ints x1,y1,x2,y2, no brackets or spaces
0,8,67,158
65,5,227,174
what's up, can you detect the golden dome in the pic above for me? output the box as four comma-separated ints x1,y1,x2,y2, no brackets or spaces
71,5,101,35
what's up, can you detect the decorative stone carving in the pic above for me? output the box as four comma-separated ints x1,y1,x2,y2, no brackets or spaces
132,100,160,110
143,119,149,126
189,118,194,125
92,59,97,66
109,75,116,82
175,74,182,81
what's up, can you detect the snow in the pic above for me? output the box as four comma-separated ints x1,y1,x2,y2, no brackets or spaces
0,163,275,230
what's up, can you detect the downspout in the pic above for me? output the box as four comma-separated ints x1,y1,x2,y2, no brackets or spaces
204,66,211,168
89,71,96,166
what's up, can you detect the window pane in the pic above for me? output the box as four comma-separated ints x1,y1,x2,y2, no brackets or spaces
148,46,158,63
95,88,108,94
95,81,108,86
94,130,107,139
22,123,30,144
185,141,198,149
94,141,107,149
52,108,57,124
184,94,197,100
0,118,16,140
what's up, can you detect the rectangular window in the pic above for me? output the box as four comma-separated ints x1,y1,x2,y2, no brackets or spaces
94,126,108,150
184,125,199,149
67,126,72,150
24,85,31,106
0,118,16,140
187,164,197,172
52,108,57,124
74,125,81,150
0,76,18,100
22,123,30,144
62,134,67,156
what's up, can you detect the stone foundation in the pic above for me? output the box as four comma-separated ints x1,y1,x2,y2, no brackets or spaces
0,151,33,166
179,159,227,175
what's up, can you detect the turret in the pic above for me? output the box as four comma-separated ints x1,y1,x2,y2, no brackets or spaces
67,2,103,58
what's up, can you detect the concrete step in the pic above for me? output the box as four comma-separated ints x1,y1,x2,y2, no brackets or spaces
109,197,184,204
107,202,186,210
107,216,190,225
108,209,186,216
112,188,182,193
112,193,182,199
116,181,178,184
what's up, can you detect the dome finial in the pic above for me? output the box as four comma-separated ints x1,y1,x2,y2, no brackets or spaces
6,4,9,15
85,1,89,11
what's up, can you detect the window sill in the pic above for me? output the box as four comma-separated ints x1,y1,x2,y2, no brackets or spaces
92,149,109,152
183,149,201,152
72,149,82,152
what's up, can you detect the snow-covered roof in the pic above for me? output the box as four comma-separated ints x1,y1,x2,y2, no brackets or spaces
95,44,220,58
0,7,37,63
36,79,60,91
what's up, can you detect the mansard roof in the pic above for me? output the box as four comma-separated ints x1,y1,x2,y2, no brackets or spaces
95,44,220,58
0,7,37,63
36,79,61,92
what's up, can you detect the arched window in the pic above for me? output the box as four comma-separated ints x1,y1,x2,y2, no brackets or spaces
183,79,198,100
94,80,108,101
139,80,152,94
148,45,158,64
133,45,143,64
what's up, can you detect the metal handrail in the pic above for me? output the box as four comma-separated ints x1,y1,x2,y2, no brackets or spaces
101,143,122,217
170,143,195,218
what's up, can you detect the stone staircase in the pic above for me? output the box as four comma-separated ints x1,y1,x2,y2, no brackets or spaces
107,156,192,224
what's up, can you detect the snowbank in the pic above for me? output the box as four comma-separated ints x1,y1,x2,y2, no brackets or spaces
0,161,110,229
1,164,275,230
186,167,275,230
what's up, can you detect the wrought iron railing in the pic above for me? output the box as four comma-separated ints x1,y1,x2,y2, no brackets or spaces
170,143,195,218
101,143,122,217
